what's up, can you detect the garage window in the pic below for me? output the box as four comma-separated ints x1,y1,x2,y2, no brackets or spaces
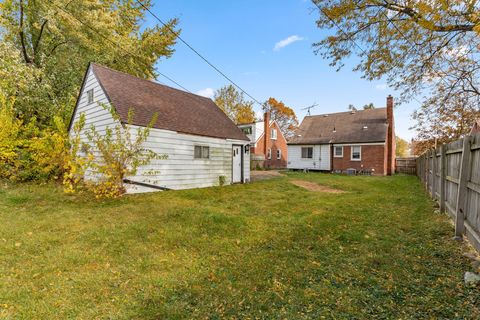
194,146,210,159
301,147,313,159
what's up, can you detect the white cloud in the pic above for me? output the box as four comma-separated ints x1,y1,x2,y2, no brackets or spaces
375,83,387,90
274,35,304,51
196,87,214,98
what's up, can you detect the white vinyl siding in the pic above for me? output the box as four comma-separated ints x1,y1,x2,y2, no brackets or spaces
128,126,249,190
70,66,250,193
69,68,119,182
287,145,331,170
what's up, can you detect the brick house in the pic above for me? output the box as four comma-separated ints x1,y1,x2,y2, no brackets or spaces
287,96,395,175
238,112,288,168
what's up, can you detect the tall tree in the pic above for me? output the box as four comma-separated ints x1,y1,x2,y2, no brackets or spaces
411,98,478,154
0,0,179,124
214,85,256,124
262,97,299,139
312,0,480,146
395,137,409,157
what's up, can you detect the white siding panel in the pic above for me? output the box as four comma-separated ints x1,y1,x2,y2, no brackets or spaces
69,67,250,193
287,144,331,170
69,68,120,182
127,126,250,191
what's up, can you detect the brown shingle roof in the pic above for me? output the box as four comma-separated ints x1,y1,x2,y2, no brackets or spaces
90,63,248,141
288,108,388,144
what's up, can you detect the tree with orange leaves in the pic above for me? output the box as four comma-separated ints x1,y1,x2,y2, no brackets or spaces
262,98,299,139
214,85,256,124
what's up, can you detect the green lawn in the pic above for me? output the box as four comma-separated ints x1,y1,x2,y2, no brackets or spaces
0,173,478,319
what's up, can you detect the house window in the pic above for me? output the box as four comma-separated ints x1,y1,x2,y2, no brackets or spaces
277,149,281,159
271,128,277,140
334,146,343,158
241,126,252,135
87,89,94,104
267,148,272,159
351,146,361,161
301,147,313,159
194,145,210,159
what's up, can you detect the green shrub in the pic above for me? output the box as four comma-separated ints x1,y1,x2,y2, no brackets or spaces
65,105,166,198
219,175,226,186
0,93,70,182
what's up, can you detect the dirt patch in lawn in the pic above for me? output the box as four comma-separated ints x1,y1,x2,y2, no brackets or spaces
251,170,284,182
290,180,345,193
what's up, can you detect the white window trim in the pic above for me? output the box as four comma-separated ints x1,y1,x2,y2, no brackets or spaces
351,145,361,161
271,128,277,140
277,149,281,159
267,148,272,159
333,146,343,158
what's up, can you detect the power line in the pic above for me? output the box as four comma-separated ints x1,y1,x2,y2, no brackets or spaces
45,0,191,92
135,0,264,106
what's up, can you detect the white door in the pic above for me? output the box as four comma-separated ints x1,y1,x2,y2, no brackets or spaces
232,145,242,183
319,145,331,170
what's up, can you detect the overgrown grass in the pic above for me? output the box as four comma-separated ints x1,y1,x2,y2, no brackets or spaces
0,174,478,319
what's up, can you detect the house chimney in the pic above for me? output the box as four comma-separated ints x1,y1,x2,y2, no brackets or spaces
386,95,395,175
264,112,270,156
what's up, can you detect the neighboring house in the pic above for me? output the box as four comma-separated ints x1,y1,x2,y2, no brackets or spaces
237,112,288,168
68,63,250,192
287,96,395,175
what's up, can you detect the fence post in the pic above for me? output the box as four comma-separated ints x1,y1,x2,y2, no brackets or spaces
432,148,437,200
425,151,429,191
439,144,446,213
428,150,432,194
455,135,473,239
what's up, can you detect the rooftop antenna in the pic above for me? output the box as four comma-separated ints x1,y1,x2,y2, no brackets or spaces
301,103,318,116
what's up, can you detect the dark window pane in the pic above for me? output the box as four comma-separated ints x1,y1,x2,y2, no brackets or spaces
202,146,210,159
301,147,313,159
87,89,94,104
194,146,202,158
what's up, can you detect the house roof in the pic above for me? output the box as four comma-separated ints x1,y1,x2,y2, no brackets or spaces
288,108,388,145
88,63,248,141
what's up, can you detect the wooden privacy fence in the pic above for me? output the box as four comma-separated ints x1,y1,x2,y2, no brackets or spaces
416,133,480,252
396,157,417,175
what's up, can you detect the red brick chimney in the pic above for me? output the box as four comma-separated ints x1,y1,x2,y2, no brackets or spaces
386,95,395,175
264,111,270,156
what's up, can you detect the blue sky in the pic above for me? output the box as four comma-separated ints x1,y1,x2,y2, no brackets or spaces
147,0,418,140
